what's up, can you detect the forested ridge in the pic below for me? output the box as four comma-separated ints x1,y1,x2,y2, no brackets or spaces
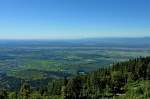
1,57,150,99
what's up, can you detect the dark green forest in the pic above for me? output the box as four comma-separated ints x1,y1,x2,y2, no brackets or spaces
1,57,150,99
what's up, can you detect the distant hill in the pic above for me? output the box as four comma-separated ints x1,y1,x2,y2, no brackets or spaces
0,37,150,48
72,37,150,47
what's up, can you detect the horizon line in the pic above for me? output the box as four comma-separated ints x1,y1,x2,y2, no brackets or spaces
0,36,149,41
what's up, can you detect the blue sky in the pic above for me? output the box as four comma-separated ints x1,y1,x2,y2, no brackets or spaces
0,0,150,39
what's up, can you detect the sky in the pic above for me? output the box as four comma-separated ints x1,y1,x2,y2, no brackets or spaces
0,0,150,39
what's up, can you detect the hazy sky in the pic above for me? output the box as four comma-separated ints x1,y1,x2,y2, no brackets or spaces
0,0,150,39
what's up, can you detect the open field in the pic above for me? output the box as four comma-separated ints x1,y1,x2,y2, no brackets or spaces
0,46,150,79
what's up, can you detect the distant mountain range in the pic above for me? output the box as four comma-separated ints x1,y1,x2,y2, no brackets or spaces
0,37,150,48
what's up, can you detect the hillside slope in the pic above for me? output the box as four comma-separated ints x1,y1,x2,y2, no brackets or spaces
0,57,150,99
